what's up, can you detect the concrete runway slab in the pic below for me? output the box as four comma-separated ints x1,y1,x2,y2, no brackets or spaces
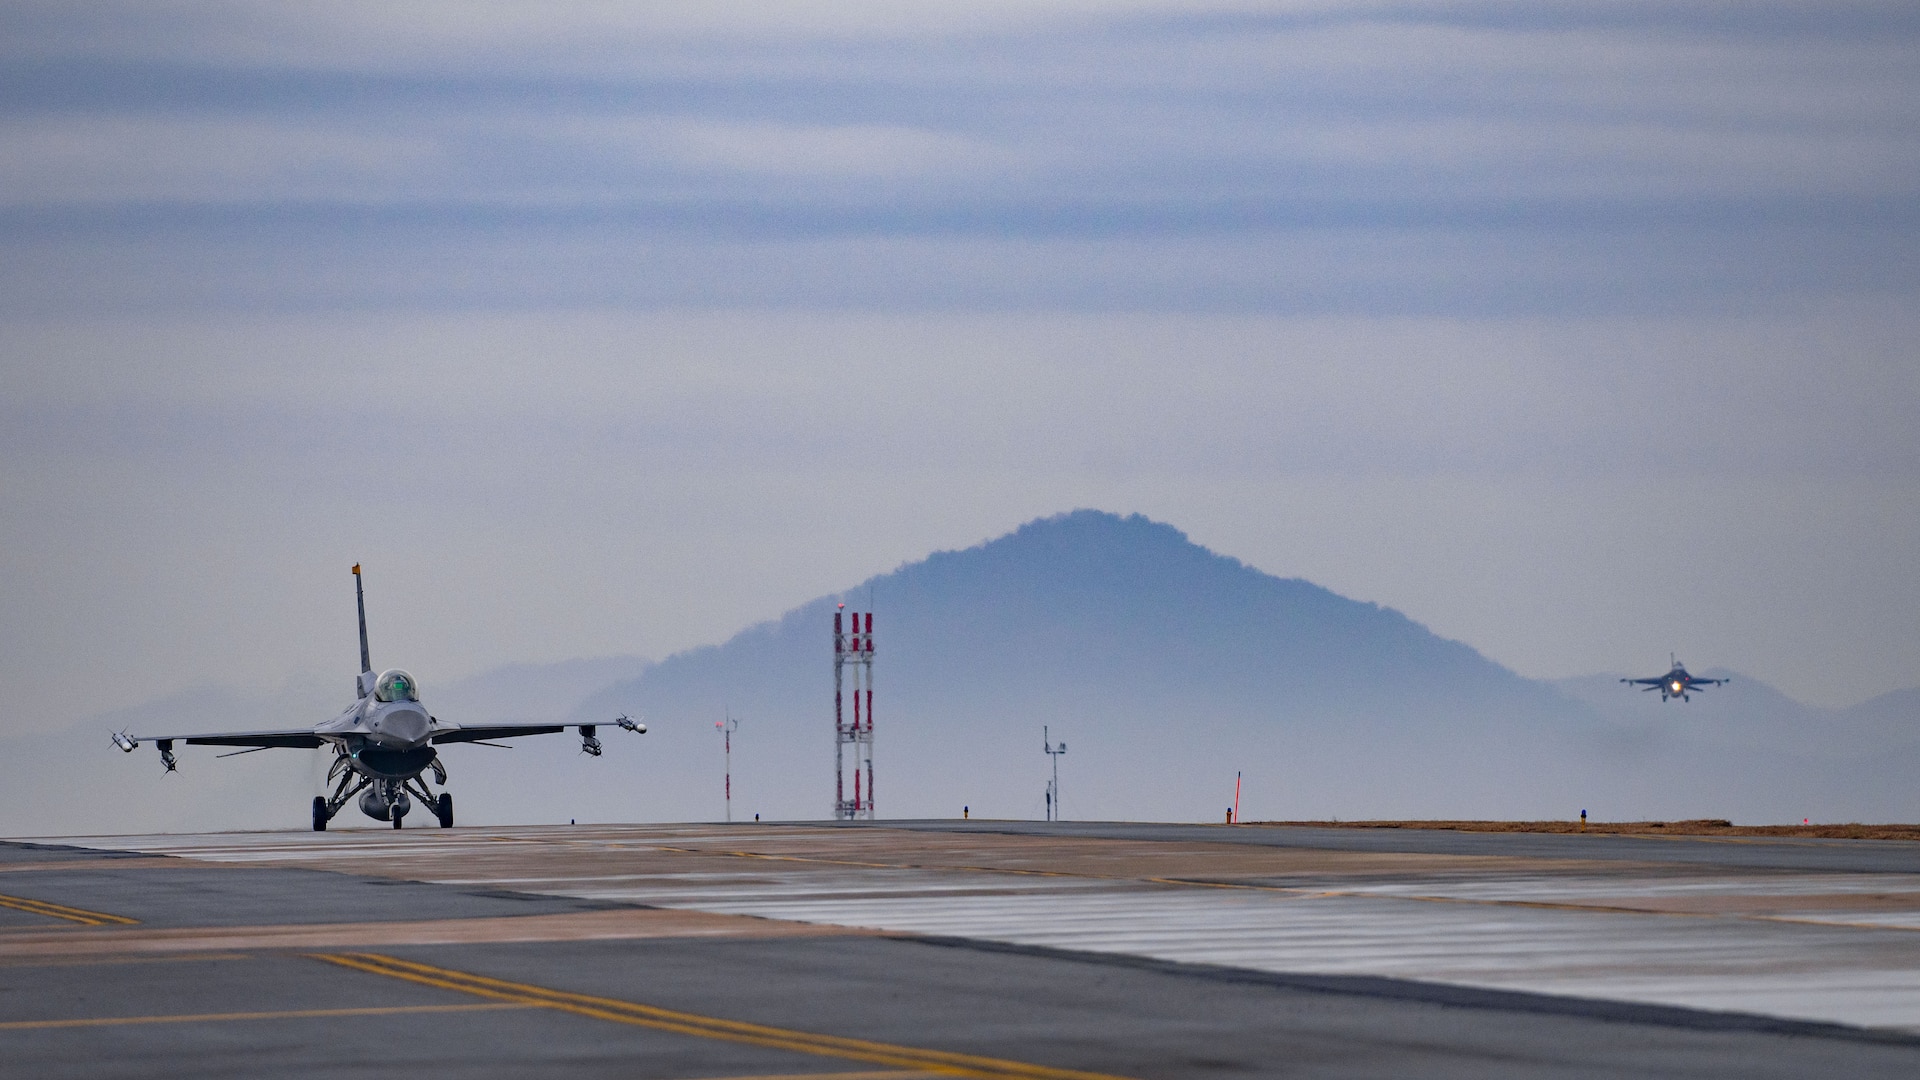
13,823,1920,1077
0,863,624,929
59,821,1920,1029
0,907,868,961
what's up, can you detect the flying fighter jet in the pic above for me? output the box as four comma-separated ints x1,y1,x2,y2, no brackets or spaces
112,565,644,830
1620,654,1728,702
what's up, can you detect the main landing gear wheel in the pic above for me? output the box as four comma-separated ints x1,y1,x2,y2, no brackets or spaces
312,796,328,832
392,810,403,829
436,793,453,828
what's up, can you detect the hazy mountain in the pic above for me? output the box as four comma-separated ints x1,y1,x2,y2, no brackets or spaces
562,511,1919,825
1840,689,1920,750
566,511,1610,824
13,510,1916,836
430,656,652,726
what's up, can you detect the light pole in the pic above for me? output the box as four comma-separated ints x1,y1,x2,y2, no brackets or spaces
717,713,740,823
1043,725,1067,822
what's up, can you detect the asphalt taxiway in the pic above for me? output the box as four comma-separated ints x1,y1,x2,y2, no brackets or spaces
6,821,1920,1078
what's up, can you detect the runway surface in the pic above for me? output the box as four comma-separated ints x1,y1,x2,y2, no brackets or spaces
6,821,1920,1077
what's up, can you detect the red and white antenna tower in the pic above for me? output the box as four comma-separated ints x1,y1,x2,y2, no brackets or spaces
834,603,874,820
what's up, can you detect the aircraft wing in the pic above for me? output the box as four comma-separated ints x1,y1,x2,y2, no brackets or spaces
432,716,643,745
432,724,565,745
1621,677,1663,685
128,729,325,749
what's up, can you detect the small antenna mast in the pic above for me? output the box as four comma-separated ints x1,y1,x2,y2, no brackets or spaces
718,712,740,823
1044,726,1067,822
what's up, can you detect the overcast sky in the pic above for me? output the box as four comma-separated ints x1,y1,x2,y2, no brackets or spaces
2,0,1916,731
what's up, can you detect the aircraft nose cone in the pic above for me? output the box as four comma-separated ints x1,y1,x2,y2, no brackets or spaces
371,704,430,747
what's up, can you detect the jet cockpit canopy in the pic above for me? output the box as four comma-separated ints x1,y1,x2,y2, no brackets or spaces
374,668,419,703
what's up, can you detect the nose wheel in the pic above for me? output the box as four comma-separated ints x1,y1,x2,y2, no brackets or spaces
313,753,450,828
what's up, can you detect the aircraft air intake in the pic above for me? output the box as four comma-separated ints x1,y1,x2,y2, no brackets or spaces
370,704,430,747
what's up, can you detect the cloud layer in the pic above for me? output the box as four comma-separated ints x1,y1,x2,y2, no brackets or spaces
1,1,1914,313
1,3,1916,735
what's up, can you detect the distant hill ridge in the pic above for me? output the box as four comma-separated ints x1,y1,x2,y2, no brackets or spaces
569,509,1916,824
8,509,1915,834
591,509,1545,702
570,510,1603,822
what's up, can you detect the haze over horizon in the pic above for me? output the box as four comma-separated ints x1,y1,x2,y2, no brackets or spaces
3,1,1917,740
8,508,1914,836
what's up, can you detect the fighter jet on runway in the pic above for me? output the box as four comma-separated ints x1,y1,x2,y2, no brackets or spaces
112,565,644,830
1621,654,1728,702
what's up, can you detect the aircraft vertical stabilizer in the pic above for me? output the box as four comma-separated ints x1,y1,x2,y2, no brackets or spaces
353,564,372,674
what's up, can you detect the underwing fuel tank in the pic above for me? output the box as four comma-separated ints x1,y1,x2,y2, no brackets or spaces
359,788,410,822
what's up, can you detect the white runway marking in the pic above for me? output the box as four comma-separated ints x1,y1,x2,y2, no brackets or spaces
54,826,1920,1032
669,888,1920,1030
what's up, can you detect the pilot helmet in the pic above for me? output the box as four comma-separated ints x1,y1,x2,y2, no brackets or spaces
374,668,418,703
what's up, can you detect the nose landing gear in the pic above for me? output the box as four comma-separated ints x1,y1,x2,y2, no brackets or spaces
313,748,453,829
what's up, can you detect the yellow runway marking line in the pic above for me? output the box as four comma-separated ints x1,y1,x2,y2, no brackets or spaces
315,952,1137,1080
0,907,874,961
0,893,138,926
0,858,185,873
670,1072,934,1080
0,1002,528,1031
0,951,250,969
